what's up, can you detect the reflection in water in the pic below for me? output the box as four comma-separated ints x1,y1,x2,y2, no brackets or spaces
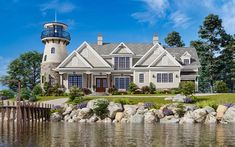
1,122,235,147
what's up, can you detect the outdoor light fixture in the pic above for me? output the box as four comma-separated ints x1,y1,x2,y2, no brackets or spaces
152,74,155,78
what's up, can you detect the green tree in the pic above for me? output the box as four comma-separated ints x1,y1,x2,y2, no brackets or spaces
2,51,42,91
164,31,185,47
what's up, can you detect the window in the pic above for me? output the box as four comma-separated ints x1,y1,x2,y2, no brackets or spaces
51,47,55,54
114,77,130,90
139,73,144,83
156,73,173,83
68,75,83,88
183,59,190,65
114,57,130,70
44,55,47,61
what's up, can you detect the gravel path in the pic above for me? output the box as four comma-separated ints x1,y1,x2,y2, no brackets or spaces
43,98,69,106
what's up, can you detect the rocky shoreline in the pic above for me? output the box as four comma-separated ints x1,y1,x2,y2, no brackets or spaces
51,99,235,124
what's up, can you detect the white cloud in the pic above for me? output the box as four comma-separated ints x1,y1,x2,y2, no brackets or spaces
0,56,11,77
132,0,169,25
221,0,235,34
40,0,76,15
170,11,191,28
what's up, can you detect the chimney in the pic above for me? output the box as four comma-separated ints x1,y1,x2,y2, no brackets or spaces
152,33,158,45
97,33,103,45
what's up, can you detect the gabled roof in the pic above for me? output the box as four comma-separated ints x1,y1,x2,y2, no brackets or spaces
109,42,134,55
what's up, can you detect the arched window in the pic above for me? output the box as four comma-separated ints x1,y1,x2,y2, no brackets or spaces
51,47,55,54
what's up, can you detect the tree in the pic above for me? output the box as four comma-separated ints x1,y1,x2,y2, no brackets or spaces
164,31,185,47
2,51,42,91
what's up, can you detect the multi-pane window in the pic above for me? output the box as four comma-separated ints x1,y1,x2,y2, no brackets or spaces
139,74,144,83
115,77,130,90
68,75,82,88
156,73,173,83
51,47,55,54
114,57,130,70
184,59,190,65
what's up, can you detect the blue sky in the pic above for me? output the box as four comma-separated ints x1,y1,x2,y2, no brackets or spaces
0,0,235,89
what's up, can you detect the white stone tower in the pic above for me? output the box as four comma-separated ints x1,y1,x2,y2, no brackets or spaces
40,22,70,86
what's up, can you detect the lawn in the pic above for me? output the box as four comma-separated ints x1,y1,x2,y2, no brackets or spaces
37,96,68,102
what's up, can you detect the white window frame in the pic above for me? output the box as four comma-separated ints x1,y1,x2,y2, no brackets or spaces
113,56,131,70
114,76,130,90
156,73,173,83
139,73,144,83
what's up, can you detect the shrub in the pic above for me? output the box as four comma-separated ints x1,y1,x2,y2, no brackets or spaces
73,97,84,104
20,88,31,100
134,88,142,94
51,105,63,114
158,89,171,94
162,108,174,116
149,82,156,94
43,82,54,96
108,87,118,95
180,81,195,96
214,81,229,93
0,89,15,99
29,95,37,102
52,83,64,96
196,101,218,110
113,99,134,105
128,82,139,94
175,104,186,117
144,102,155,109
118,90,128,95
141,86,150,94
32,84,42,96
69,87,83,102
170,88,181,94
93,99,109,119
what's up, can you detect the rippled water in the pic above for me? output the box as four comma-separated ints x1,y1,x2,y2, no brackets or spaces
0,122,235,147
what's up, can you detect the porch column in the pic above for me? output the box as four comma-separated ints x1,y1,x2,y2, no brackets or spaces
59,74,63,87
91,73,94,91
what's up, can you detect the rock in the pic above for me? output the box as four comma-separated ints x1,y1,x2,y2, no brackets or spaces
216,105,228,120
102,118,112,123
79,119,87,123
120,118,128,123
172,94,186,102
222,107,235,123
68,119,74,123
154,110,164,119
124,105,138,116
115,112,124,122
63,106,73,115
64,114,71,122
203,106,215,114
160,116,180,124
164,97,173,101
72,115,80,122
144,111,157,123
108,102,123,119
78,108,92,119
130,114,144,123
179,111,195,124
193,109,207,123
136,109,148,115
69,109,80,118
205,114,217,124
50,112,62,122
184,105,197,111
87,115,98,123
87,98,109,110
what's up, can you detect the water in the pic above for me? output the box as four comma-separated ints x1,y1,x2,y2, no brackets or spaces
0,122,235,147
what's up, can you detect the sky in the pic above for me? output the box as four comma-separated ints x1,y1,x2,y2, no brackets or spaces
0,0,235,89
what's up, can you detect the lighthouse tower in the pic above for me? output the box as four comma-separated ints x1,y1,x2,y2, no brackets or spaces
40,21,70,86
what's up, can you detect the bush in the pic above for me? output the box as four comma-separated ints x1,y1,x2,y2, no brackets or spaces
43,82,54,96
196,101,218,110
20,88,31,100
170,88,181,94
180,81,195,96
214,81,229,93
0,89,15,99
117,89,128,95
141,86,150,94
82,88,92,95
29,95,37,102
51,105,63,114
32,84,42,96
175,104,186,117
128,82,139,94
108,87,118,95
144,102,155,109
113,98,135,105
149,82,156,94
134,88,142,94
73,97,84,104
93,99,109,119
69,87,83,102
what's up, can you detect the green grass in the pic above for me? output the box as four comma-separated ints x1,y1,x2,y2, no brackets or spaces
37,96,68,102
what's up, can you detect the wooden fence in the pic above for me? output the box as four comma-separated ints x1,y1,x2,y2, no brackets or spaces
0,101,52,125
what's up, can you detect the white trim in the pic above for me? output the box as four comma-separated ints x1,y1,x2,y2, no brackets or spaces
148,51,166,67
138,73,144,83
75,52,93,68
181,51,191,58
76,41,111,68
110,42,134,55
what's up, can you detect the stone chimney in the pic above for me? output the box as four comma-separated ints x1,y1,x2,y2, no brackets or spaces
152,33,159,45
97,33,103,45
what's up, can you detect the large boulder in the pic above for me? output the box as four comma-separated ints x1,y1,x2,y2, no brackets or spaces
154,110,164,119
160,116,180,124
203,106,215,114
144,111,157,123
108,102,123,119
205,114,217,124
63,106,73,116
87,115,99,123
115,112,124,122
179,111,195,124
193,109,207,123
221,107,235,123
216,105,228,120
124,105,138,116
50,112,63,122
130,114,144,123
78,108,92,119
102,117,112,123
87,98,108,110
172,94,186,102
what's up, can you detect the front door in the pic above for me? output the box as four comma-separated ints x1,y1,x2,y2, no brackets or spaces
96,78,107,92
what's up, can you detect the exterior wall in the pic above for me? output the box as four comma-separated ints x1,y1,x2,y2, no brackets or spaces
104,58,112,66
133,70,150,88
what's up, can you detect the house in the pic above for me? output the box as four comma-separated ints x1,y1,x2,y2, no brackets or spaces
40,22,200,93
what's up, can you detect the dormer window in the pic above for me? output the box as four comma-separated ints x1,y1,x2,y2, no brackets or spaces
184,59,190,65
181,51,191,65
